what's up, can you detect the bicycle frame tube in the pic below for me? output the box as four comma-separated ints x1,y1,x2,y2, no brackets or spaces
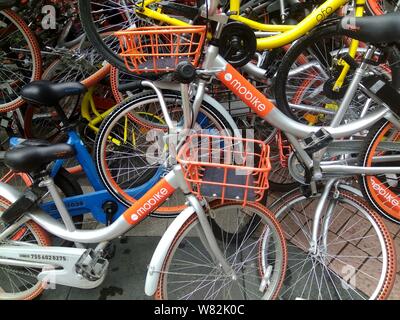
334,0,366,90
209,51,391,139
51,130,104,190
137,0,346,50
20,166,185,243
253,0,348,50
44,130,166,223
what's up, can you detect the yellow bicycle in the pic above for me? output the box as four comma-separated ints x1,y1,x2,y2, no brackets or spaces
78,0,367,92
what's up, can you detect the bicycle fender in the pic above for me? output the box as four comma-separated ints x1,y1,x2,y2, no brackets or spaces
144,205,196,296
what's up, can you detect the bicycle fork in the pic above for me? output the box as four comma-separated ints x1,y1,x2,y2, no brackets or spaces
309,178,338,255
188,195,237,279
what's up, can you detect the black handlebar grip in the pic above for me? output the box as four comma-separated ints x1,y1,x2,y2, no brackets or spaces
118,81,143,92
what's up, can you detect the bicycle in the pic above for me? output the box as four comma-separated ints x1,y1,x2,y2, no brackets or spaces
76,0,377,194
78,0,379,95
0,26,288,297
110,12,400,298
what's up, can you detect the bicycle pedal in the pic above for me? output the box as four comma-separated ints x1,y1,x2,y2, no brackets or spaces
302,128,333,156
75,249,109,281
102,242,116,260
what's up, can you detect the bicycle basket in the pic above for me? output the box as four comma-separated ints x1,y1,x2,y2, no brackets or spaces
114,25,207,74
177,134,271,206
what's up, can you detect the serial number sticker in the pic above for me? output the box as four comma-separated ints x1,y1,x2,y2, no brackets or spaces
19,254,67,261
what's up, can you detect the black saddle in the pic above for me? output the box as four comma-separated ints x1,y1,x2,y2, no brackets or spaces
4,140,75,173
21,80,87,107
339,13,400,44
0,0,16,10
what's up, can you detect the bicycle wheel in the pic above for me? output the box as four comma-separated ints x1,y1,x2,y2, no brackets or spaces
95,90,236,215
0,9,42,112
78,0,162,73
274,25,391,126
271,188,396,300
110,66,141,103
0,196,51,300
155,201,287,300
367,0,399,14
23,33,112,141
359,119,400,224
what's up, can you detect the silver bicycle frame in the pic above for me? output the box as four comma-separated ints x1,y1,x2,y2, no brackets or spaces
0,169,235,286
191,41,400,253
194,43,400,161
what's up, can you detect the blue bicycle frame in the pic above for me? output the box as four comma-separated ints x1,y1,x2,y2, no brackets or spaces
10,131,164,224
9,111,212,224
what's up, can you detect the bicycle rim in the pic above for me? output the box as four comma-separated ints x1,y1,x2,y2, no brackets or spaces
156,202,287,300
272,189,395,300
0,10,42,112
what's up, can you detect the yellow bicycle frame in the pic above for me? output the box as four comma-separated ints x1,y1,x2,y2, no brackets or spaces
138,0,351,49
80,87,166,146
135,0,366,90
81,87,115,135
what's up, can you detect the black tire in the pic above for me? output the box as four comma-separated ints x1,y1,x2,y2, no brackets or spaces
94,90,237,216
78,0,135,74
53,167,83,198
358,119,400,224
274,25,386,125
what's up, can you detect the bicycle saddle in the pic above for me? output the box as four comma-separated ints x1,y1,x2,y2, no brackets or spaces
21,80,86,107
4,141,75,173
338,13,400,44
0,0,16,10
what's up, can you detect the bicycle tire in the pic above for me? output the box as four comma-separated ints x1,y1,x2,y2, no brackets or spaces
367,0,399,15
155,200,287,300
271,187,396,300
94,90,236,215
358,119,400,224
274,25,388,125
0,9,42,112
0,195,51,300
78,0,138,74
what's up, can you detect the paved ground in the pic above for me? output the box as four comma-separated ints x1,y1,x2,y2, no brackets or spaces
37,186,400,300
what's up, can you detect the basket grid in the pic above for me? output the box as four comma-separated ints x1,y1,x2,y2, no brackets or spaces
177,134,271,205
115,26,206,74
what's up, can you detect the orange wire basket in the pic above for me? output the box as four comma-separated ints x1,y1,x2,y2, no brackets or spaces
177,134,271,206
114,25,207,74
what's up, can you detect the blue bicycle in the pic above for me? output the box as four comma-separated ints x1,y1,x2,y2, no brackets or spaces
10,80,238,224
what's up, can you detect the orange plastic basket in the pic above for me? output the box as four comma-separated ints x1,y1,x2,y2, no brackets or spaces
114,25,207,74
177,134,271,206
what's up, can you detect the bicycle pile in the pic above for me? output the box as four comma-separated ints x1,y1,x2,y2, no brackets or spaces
0,0,400,300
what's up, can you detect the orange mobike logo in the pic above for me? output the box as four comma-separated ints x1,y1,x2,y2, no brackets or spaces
123,179,175,224
370,176,400,210
217,64,275,118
